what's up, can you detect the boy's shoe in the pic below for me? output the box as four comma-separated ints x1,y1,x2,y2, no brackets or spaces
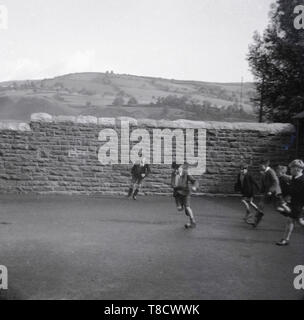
276,239,289,246
133,189,139,200
127,188,133,198
185,221,196,229
253,211,264,228
298,217,304,227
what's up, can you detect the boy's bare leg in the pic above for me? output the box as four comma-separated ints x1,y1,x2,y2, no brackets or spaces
249,200,259,212
284,218,295,241
251,195,265,227
132,183,140,200
127,182,135,198
241,199,251,220
277,218,295,246
185,206,196,228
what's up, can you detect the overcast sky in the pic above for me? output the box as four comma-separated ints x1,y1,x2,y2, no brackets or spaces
0,0,274,83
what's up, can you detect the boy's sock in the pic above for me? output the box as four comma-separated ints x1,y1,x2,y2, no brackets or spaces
133,189,139,200
253,211,264,227
127,188,133,198
186,207,196,226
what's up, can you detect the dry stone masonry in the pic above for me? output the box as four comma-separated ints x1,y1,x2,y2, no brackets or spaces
0,113,296,196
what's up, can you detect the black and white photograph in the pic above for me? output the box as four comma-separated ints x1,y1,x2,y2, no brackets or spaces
0,0,304,303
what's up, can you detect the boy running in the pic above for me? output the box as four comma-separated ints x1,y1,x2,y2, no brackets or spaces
234,164,261,223
171,163,198,229
275,165,292,215
252,159,282,227
276,160,304,246
127,157,151,200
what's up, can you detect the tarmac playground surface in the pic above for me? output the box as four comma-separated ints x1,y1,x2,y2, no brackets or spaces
0,194,303,300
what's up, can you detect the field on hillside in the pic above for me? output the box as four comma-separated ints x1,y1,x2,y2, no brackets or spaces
0,72,257,122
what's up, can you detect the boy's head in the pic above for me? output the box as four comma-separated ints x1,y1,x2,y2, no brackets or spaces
140,157,146,166
176,163,189,175
172,162,178,170
240,164,248,174
260,159,270,172
288,160,304,177
177,164,184,175
275,165,287,177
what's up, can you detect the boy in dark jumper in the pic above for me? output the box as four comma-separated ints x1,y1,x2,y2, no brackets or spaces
171,163,198,229
127,157,151,200
253,159,282,227
234,164,261,223
275,165,292,215
276,160,304,246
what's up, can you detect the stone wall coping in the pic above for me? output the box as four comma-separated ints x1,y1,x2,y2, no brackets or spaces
0,121,31,132
0,113,295,133
30,113,296,133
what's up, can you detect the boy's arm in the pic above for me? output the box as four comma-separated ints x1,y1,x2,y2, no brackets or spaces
260,176,265,194
234,174,241,192
268,170,281,194
145,164,151,176
282,174,292,182
250,175,260,193
171,172,176,188
188,175,198,189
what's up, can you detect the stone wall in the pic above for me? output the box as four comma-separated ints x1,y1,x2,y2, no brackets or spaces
0,113,296,195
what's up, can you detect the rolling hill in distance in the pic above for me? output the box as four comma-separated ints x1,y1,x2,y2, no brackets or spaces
0,72,257,122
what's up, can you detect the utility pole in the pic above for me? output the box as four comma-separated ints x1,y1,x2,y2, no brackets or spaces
240,77,243,108
259,75,265,123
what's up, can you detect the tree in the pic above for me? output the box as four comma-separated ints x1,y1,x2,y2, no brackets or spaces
112,96,124,106
248,0,304,123
127,97,138,105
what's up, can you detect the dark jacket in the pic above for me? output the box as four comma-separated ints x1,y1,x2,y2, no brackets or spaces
235,173,259,197
260,168,281,195
279,174,292,197
171,170,197,196
288,175,304,207
131,164,151,180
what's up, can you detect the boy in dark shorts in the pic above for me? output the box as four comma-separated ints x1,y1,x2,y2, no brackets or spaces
234,164,261,223
171,163,198,229
275,165,292,215
253,159,282,227
276,160,304,246
127,157,151,200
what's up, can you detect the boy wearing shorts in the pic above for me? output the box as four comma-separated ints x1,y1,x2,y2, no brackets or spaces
234,164,261,223
127,157,150,200
171,163,198,229
276,160,304,246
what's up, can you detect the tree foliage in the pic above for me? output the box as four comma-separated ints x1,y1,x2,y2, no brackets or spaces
112,96,124,106
248,0,304,122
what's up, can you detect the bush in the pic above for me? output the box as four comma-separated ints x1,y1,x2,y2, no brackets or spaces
127,97,138,105
112,96,124,106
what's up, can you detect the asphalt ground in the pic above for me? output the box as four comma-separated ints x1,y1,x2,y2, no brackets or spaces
0,194,303,300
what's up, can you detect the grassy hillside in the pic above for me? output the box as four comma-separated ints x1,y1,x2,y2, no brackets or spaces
0,72,257,122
